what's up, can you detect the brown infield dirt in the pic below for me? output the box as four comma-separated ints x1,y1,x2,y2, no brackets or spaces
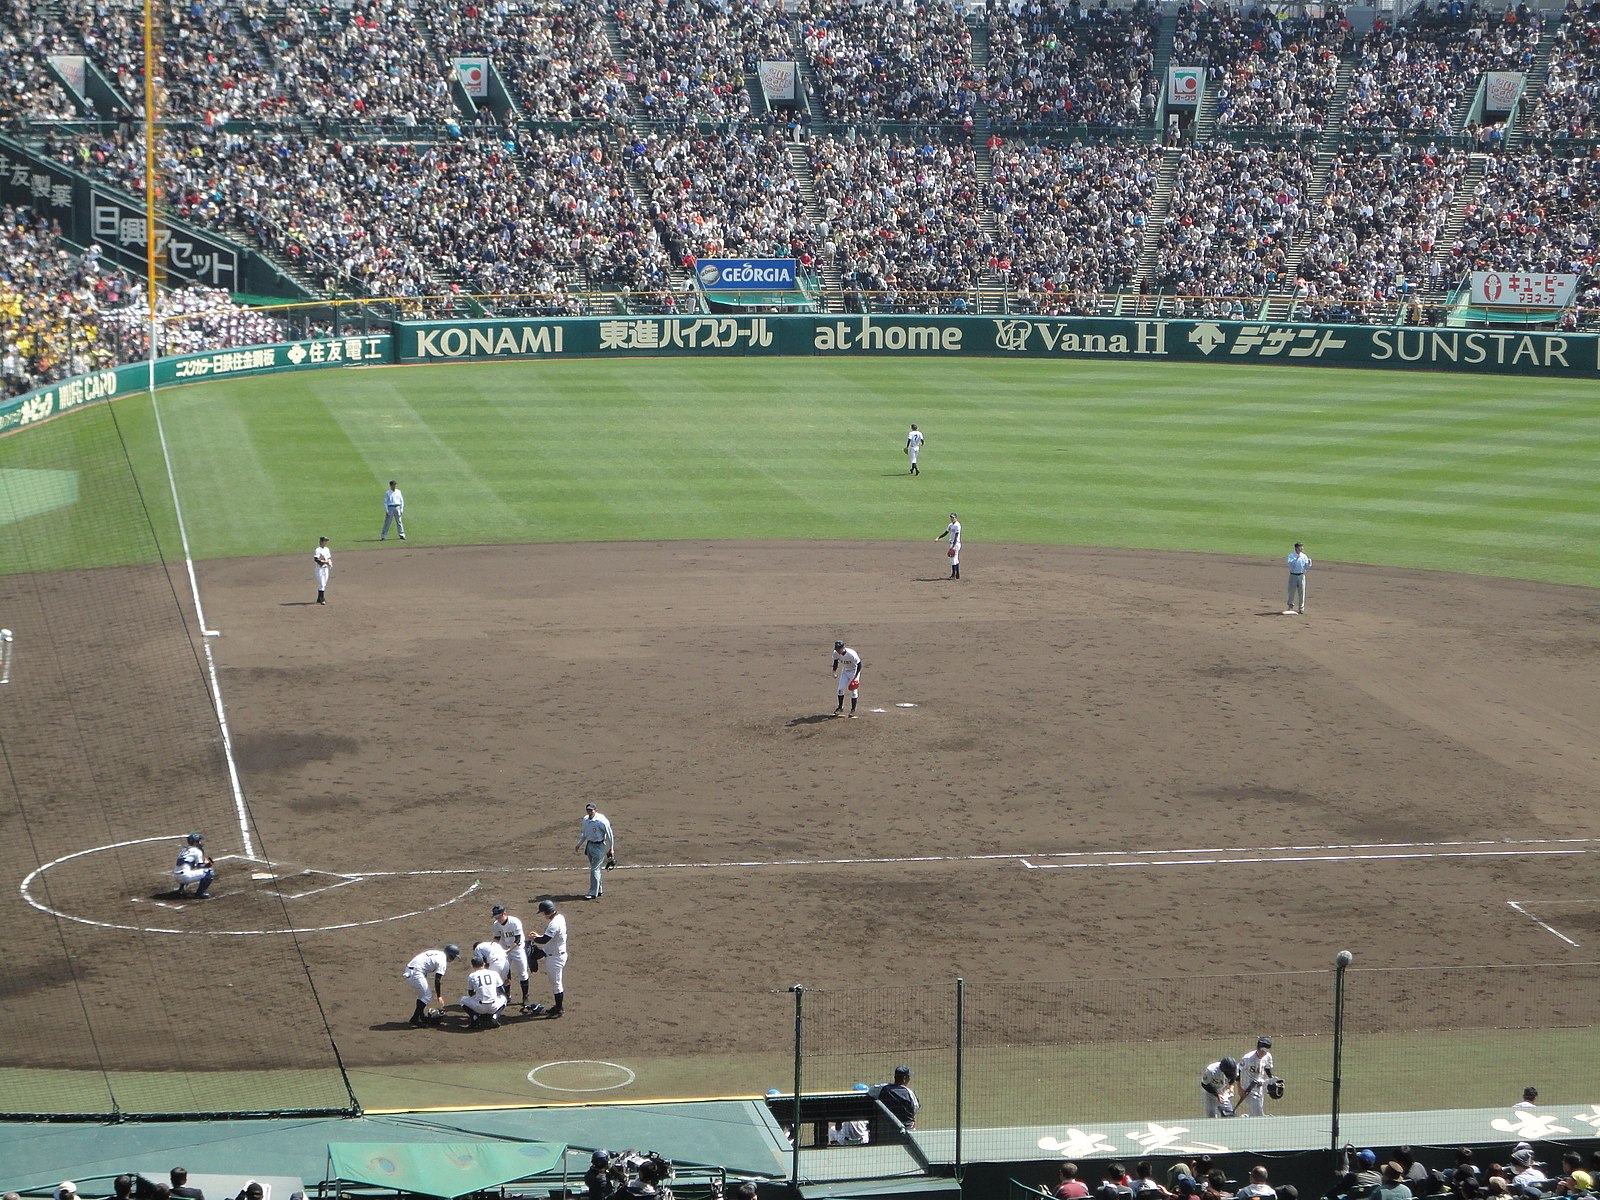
8,541,1600,1080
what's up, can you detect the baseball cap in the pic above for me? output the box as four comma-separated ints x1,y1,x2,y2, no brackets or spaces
1357,1151,1377,1167
59,1185,78,1200
1176,1178,1198,1195
1257,1036,1272,1048
894,1064,912,1077
492,903,506,915
1512,1150,1534,1167
1569,1171,1593,1191
834,640,844,649
592,1150,612,1164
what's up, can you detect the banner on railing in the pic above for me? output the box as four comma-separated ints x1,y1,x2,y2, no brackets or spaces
759,61,798,103
90,190,240,290
1167,66,1204,109
47,54,87,97
696,258,799,291
1484,71,1526,113
1471,270,1577,308
454,56,490,99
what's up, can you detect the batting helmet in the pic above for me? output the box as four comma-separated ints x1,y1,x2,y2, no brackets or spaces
471,950,486,966
538,899,557,915
834,640,844,650
185,832,204,845
1220,1057,1238,1079
443,944,461,960
492,903,506,915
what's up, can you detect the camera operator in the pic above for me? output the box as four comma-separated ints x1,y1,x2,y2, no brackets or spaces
586,1151,621,1200
614,1152,674,1200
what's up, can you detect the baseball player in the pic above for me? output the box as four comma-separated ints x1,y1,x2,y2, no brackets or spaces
905,424,924,474
1236,1036,1275,1116
937,513,961,579
460,948,507,1027
381,480,406,541
1200,1056,1239,1117
490,903,532,1009
313,536,332,605
832,639,862,717
473,938,510,989
1285,542,1310,614
172,832,215,898
402,943,459,1027
576,803,615,901
527,898,567,1018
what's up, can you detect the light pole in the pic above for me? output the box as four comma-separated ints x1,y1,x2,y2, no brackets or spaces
1330,949,1353,1173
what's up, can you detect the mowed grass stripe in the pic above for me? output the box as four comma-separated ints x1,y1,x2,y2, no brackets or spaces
1,358,1597,586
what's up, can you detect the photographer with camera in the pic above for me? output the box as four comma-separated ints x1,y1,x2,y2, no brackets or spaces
586,1151,621,1200
609,1151,675,1200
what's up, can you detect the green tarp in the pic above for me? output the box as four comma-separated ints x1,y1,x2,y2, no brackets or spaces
327,1140,567,1199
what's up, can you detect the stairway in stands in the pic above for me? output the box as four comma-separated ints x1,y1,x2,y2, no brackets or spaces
785,142,845,312
1124,147,1182,315
596,7,639,114
1503,19,1564,151
967,14,1007,314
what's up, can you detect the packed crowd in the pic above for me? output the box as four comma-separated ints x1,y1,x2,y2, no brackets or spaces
1174,4,1351,133
613,0,794,125
810,132,982,311
1294,144,1468,311
798,0,978,123
429,0,629,124
1526,0,1600,139
988,136,1156,306
1153,143,1317,296
984,0,1160,128
0,204,286,400
0,0,78,124
1345,2,1543,133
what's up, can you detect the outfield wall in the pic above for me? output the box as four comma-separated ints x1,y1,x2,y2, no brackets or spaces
393,315,1600,376
0,334,391,435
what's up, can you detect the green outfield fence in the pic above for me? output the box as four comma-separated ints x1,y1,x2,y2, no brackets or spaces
783,963,1600,1176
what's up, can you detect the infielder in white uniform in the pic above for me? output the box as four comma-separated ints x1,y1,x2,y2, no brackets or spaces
905,424,924,475
1236,1037,1275,1117
313,536,332,605
528,898,567,1018
937,513,961,579
832,639,862,717
403,943,459,1026
172,832,215,898
381,480,406,541
461,949,507,1027
490,903,532,1009
473,938,510,989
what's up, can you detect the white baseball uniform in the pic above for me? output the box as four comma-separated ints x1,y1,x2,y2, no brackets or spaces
403,948,450,1003
539,911,568,998
173,843,214,892
381,484,406,540
833,646,862,698
461,965,506,1015
474,940,510,986
1237,1047,1274,1116
906,428,924,469
313,541,331,600
942,518,961,566
1200,1060,1236,1117
492,913,530,983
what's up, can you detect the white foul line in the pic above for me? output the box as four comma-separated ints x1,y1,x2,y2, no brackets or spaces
1508,900,1582,948
1024,849,1587,869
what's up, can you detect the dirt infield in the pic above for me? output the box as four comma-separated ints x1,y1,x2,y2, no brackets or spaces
8,541,1600,1085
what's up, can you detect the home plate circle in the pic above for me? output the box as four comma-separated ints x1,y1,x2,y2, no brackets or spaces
527,1060,636,1092
895,702,917,708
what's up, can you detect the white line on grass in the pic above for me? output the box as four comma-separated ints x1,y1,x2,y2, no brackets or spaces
1507,900,1582,948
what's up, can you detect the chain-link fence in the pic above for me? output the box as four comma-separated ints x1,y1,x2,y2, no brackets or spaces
778,962,1600,1177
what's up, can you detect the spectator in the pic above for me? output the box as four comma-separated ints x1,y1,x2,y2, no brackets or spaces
876,1065,919,1128
1058,1164,1092,1200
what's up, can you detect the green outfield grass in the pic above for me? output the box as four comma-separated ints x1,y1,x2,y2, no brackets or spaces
3,357,1600,583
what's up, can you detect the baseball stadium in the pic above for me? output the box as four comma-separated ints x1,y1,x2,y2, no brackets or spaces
1,0,1598,1196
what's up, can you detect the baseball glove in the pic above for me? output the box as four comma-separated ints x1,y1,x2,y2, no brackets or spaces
605,852,617,869
422,1007,446,1026
1267,1078,1285,1100
947,547,956,558
847,678,860,690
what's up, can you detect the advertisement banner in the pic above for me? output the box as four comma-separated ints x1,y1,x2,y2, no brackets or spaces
0,146,75,228
90,190,240,289
1167,66,1204,109
46,54,87,97
758,61,797,102
453,56,490,100
1471,270,1578,308
395,315,1600,377
696,258,798,291
1484,71,1525,113
0,337,392,437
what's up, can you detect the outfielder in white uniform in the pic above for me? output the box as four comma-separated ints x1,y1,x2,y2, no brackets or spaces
832,640,862,717
528,898,567,1018
461,950,507,1027
403,943,459,1027
1200,1056,1239,1117
1236,1037,1275,1117
381,480,406,541
313,537,332,605
905,425,924,475
937,513,961,579
491,903,532,1009
172,832,215,898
